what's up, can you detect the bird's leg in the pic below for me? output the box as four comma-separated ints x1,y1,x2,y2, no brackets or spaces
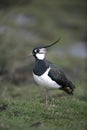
45,88,48,105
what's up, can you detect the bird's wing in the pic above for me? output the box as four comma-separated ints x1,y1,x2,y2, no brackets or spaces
47,61,75,94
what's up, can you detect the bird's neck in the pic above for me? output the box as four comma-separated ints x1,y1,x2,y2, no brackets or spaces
33,59,49,76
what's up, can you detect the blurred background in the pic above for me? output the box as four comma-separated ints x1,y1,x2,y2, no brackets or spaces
0,0,87,100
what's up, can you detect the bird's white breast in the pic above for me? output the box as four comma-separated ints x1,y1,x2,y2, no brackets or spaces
33,67,61,89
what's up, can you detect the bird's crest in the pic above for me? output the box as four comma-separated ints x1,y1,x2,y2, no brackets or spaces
42,37,60,48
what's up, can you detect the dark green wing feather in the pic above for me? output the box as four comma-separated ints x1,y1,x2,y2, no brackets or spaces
47,61,75,94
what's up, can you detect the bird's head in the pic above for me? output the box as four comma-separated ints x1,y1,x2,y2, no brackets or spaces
32,47,47,60
32,38,60,60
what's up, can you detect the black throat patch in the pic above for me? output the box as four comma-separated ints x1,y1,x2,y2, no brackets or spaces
33,59,49,76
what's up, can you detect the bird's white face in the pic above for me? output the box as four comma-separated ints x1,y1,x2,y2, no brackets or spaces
32,48,47,60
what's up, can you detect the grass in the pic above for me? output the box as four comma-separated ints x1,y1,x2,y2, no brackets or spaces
0,79,87,130
0,95,87,130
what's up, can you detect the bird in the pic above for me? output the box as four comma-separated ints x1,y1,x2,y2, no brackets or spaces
32,38,75,104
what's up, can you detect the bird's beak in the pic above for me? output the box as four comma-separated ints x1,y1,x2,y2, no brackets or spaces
27,53,33,57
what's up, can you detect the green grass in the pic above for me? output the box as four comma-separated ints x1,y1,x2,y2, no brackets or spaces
0,80,87,130
0,96,87,130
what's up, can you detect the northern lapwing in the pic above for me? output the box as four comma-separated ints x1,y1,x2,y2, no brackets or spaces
32,38,75,104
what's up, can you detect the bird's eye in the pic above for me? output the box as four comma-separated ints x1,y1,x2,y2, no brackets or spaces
37,49,39,53
35,49,39,53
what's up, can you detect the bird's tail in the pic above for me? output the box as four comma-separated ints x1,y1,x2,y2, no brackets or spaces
62,87,74,95
62,82,75,95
